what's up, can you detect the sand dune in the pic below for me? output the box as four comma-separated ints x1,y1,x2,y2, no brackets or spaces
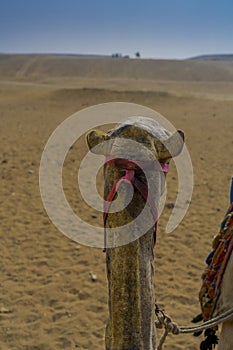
1,54,233,82
1,56,233,349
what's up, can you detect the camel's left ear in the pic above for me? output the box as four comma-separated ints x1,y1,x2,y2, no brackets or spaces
159,130,185,159
86,129,112,155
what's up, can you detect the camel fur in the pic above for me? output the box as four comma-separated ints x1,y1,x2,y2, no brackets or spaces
86,117,184,350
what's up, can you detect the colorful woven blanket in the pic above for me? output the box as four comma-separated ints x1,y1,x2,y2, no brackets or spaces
199,203,233,321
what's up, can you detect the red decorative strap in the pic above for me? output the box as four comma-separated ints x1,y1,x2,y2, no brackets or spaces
103,157,169,250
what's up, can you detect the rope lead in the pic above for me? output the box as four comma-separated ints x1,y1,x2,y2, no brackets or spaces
155,304,233,350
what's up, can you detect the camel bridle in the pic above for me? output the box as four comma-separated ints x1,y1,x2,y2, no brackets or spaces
103,157,169,251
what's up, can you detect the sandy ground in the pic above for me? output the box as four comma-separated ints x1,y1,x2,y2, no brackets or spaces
1,61,233,349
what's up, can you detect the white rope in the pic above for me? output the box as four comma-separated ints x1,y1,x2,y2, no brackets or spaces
157,329,168,350
155,305,180,350
155,305,233,350
179,307,233,334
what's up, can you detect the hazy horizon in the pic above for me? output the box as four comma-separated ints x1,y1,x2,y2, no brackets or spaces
1,52,233,61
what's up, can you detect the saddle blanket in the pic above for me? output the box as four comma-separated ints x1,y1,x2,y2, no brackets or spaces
199,203,233,321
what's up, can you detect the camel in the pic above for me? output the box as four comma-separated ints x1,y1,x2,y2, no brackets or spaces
86,117,184,350
211,223,233,350
214,252,233,350
198,197,233,350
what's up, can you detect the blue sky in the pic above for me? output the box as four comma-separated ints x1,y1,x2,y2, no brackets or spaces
1,0,233,59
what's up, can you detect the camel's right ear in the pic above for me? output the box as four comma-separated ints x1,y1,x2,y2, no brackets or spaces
86,129,112,155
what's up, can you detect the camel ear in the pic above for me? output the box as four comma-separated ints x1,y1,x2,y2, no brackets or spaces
86,129,111,155
158,130,185,159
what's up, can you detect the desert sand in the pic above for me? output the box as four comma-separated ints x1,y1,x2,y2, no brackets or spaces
1,55,233,349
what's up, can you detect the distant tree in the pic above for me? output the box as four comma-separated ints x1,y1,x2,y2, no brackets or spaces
135,52,141,58
112,53,122,58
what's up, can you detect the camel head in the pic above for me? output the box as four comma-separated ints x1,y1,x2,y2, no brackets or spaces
86,116,184,160
86,117,184,246
86,117,184,178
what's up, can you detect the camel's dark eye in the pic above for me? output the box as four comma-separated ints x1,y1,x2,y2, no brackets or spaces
134,170,148,189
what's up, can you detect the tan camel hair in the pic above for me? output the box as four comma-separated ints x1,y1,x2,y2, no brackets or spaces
86,117,184,350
